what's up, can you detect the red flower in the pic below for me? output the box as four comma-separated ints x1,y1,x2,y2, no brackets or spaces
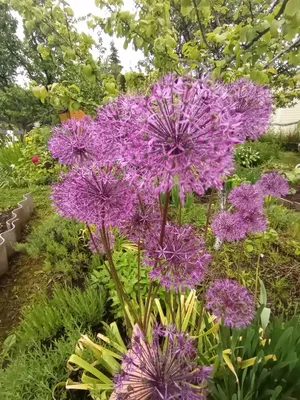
31,155,39,164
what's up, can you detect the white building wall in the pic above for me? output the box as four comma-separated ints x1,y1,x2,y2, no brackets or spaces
272,101,300,132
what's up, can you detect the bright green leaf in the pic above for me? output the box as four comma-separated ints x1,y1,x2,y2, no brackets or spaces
64,7,74,17
285,0,300,17
270,19,280,37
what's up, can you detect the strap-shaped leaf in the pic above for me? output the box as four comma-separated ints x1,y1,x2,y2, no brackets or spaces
68,354,111,384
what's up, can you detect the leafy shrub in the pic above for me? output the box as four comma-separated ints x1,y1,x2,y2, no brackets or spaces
16,214,92,281
0,126,62,188
14,285,105,350
0,329,82,400
235,145,260,168
89,250,161,319
210,315,300,399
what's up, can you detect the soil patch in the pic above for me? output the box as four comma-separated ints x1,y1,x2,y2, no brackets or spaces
283,184,300,204
0,253,48,346
0,208,14,234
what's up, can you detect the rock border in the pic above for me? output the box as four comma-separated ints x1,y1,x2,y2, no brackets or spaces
0,193,34,277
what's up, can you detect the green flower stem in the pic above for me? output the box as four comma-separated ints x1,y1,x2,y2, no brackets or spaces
144,190,170,329
254,236,264,304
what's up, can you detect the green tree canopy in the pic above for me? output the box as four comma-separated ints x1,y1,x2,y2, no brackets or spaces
92,0,300,105
0,4,22,87
108,40,123,77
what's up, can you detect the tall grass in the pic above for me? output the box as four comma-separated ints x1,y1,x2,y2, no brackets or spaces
0,142,23,170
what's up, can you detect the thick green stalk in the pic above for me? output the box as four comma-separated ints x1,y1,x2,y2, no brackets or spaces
143,190,170,329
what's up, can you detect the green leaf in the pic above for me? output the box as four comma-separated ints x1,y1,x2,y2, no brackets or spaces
64,7,74,17
245,244,254,253
134,36,143,49
181,0,193,16
285,0,300,17
270,19,280,37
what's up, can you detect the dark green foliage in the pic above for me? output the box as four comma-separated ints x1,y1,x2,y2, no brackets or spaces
16,214,92,280
210,315,300,399
0,4,22,87
14,285,105,350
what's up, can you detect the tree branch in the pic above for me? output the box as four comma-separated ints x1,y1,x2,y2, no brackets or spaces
265,37,300,67
243,0,288,50
191,0,210,48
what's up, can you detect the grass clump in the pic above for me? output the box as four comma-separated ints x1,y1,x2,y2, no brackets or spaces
15,285,105,350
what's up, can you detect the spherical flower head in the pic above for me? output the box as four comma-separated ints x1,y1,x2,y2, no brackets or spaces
51,167,135,228
89,230,115,253
228,79,272,141
122,74,241,202
206,279,254,328
49,117,98,165
257,172,289,198
121,203,161,244
228,182,264,213
95,95,148,166
239,210,267,234
31,155,39,164
211,211,247,242
144,223,211,291
114,324,212,399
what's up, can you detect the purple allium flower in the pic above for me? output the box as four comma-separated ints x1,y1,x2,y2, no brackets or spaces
49,117,98,165
239,211,267,234
211,211,247,242
144,224,211,291
113,324,212,399
51,172,77,219
228,79,272,141
51,167,135,228
121,203,161,244
121,74,242,202
257,172,289,198
88,230,115,253
228,183,264,213
94,95,148,166
206,279,254,328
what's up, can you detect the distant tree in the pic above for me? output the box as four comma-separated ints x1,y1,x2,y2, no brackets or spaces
0,86,55,131
0,4,22,87
108,41,122,77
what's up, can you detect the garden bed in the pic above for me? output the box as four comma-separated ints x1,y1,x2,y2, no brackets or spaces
0,209,14,234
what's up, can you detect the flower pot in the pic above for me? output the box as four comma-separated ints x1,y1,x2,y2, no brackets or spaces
70,110,86,120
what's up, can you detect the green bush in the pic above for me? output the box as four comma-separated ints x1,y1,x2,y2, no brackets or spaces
235,145,260,168
210,314,300,399
89,250,162,319
16,214,93,281
0,126,62,188
14,285,105,350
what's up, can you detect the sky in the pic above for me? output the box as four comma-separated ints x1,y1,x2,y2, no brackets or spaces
14,0,144,83
68,0,144,72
